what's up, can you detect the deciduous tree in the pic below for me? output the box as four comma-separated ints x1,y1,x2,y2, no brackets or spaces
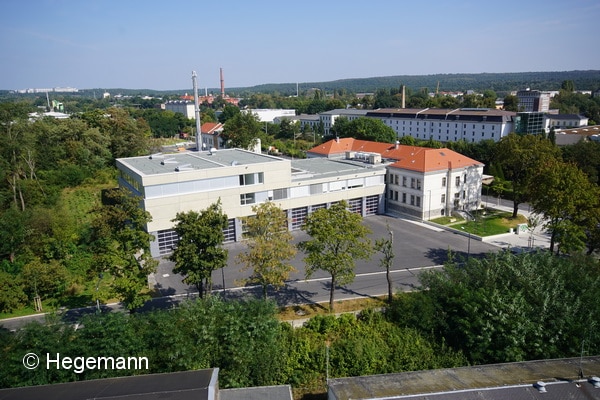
238,202,297,300
528,159,600,254
169,201,228,298
493,133,561,218
299,201,373,311
90,188,157,311
375,225,395,303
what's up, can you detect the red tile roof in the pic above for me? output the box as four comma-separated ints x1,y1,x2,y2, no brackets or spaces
308,138,483,172
201,122,224,135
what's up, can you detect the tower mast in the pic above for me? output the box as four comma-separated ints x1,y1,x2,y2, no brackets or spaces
192,71,202,151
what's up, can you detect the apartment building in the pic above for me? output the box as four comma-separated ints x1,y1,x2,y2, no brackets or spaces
365,108,516,143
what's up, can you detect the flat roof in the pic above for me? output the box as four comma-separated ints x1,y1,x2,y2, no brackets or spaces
117,149,285,176
0,369,218,400
290,157,387,182
220,385,293,400
328,356,600,400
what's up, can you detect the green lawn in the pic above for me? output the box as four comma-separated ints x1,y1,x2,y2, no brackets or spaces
432,209,528,237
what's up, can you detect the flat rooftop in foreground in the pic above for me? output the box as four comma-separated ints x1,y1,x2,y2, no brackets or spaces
117,149,285,176
328,356,600,400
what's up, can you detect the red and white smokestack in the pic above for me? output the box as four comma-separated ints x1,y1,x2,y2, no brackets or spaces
220,68,225,97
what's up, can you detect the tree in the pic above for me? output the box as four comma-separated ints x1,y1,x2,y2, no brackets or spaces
299,201,373,312
222,111,262,149
374,225,395,303
419,251,600,364
169,201,228,298
493,133,561,218
502,95,519,112
343,117,396,143
238,202,297,300
89,188,157,311
218,103,240,123
528,159,600,254
0,270,27,313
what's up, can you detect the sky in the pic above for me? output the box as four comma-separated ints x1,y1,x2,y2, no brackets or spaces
1,0,599,91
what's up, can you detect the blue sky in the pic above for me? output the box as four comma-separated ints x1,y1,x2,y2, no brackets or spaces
1,0,599,91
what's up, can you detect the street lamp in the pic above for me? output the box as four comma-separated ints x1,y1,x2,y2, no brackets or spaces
461,226,471,261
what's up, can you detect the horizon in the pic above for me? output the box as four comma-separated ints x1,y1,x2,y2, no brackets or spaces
2,0,599,91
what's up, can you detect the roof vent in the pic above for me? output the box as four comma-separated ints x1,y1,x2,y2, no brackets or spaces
534,381,547,393
590,376,600,388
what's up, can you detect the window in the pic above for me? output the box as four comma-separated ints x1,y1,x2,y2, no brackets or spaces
410,195,415,206
395,174,399,185
402,176,407,187
239,172,264,186
441,194,446,203
463,190,466,199
455,176,461,186
416,196,421,207
464,174,467,183
240,193,255,205
442,177,446,187
417,179,422,190
402,192,406,203
273,188,288,200
394,191,399,201
411,178,416,189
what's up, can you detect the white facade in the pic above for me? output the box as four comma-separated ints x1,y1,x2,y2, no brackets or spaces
245,109,296,123
366,108,515,143
165,101,196,119
117,148,386,257
385,164,482,220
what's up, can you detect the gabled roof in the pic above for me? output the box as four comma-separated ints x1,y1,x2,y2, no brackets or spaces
307,138,483,172
201,122,224,135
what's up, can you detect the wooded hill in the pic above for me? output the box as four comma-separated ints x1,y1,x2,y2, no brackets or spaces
4,70,599,98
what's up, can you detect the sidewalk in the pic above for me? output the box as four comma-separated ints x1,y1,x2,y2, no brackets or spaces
480,204,551,252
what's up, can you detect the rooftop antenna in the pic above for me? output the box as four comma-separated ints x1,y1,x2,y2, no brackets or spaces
192,71,201,152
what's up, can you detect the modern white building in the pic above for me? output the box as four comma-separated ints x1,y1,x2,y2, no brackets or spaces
164,101,196,119
117,146,388,257
365,108,516,143
244,109,296,123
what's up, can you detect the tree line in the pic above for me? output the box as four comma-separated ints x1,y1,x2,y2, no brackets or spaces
2,249,598,395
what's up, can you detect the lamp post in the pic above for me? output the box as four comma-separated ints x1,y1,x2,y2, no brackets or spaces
461,226,471,261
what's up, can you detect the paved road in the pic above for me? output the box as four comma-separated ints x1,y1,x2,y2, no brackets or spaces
153,214,498,297
1,208,545,331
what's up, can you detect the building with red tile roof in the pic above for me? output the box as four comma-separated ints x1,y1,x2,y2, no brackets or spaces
200,122,225,150
308,138,483,220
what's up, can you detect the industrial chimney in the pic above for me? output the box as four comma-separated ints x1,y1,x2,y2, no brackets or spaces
220,68,225,98
401,85,406,109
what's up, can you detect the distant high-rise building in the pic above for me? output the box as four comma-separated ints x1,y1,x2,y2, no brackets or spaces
516,89,551,112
